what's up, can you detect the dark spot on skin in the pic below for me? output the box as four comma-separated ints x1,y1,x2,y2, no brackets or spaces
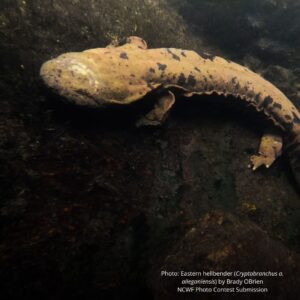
234,82,241,92
147,82,155,90
76,89,100,104
261,96,273,108
247,90,255,98
181,51,187,57
273,103,282,109
157,63,167,71
198,50,216,61
292,112,300,124
187,75,196,87
130,74,135,77
177,73,186,85
194,67,201,72
285,114,292,120
166,48,181,61
120,52,129,59
272,114,286,129
205,81,213,90
149,68,155,73
209,74,213,79
129,82,133,85
254,93,261,103
231,77,237,84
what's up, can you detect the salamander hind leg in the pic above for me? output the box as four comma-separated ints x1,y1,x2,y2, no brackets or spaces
249,129,283,170
136,90,175,127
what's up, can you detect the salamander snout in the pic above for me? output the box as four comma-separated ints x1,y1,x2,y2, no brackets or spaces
40,54,105,107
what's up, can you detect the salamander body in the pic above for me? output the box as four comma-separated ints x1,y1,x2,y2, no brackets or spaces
40,36,300,190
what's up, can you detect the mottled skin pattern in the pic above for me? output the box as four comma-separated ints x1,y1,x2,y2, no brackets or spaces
40,36,300,189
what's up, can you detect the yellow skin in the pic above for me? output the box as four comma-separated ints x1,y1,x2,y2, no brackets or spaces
40,36,300,188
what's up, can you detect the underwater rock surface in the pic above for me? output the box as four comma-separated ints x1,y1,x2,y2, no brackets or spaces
1,0,300,298
152,211,300,299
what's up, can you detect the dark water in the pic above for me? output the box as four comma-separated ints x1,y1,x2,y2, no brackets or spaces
1,1,300,299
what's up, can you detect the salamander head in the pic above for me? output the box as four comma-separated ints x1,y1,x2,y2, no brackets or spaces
41,47,155,107
40,51,139,107
40,53,113,107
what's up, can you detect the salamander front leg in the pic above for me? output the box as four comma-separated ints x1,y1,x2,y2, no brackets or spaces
249,129,283,170
136,90,175,127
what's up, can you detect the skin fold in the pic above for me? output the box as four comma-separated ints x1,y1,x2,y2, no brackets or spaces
40,36,300,189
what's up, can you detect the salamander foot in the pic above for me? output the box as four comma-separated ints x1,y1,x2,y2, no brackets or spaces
136,90,175,127
249,129,283,170
250,154,276,170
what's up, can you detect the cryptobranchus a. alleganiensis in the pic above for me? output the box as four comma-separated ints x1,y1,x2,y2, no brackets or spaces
40,36,300,189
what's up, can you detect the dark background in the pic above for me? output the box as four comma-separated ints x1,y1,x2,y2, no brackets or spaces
1,0,300,299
